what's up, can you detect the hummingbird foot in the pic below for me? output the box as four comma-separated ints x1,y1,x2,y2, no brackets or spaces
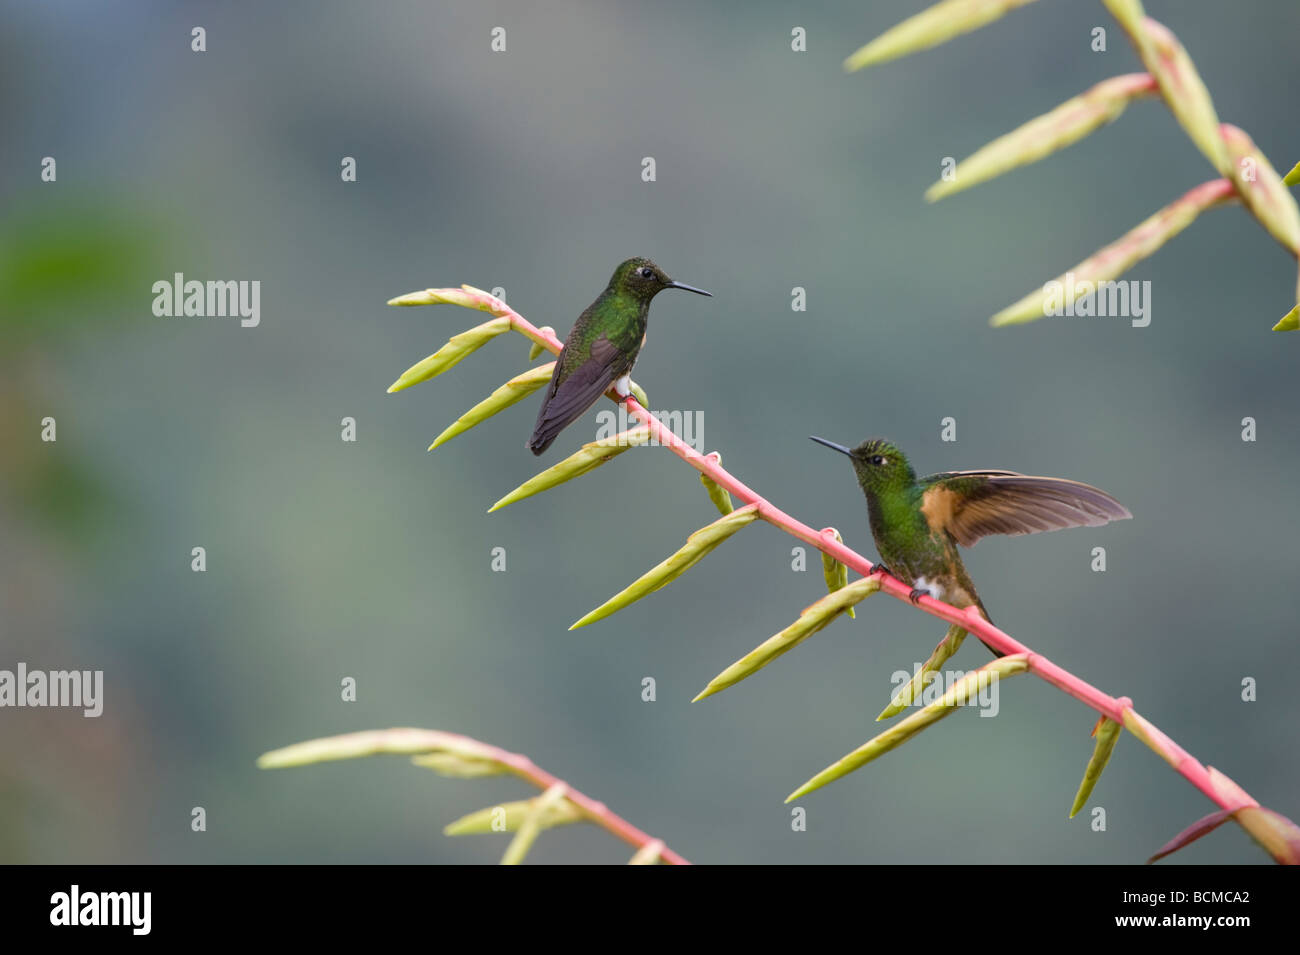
908,587,932,605
871,563,894,580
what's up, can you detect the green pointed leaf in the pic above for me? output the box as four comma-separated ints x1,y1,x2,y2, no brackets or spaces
1285,162,1300,187
500,783,571,864
410,752,509,778
1235,806,1300,865
876,624,967,720
387,287,485,309
529,327,555,361
786,655,1029,801
257,728,503,771
458,284,510,311
1273,305,1299,332
488,426,652,513
444,796,584,836
1069,716,1123,818
428,363,555,450
699,453,735,516
926,74,1156,202
1220,124,1300,255
1103,6,1230,175
628,380,649,408
1120,707,1181,770
694,576,881,701
628,840,665,865
819,528,853,619
386,316,512,393
844,0,1040,73
991,178,1233,326
570,503,761,630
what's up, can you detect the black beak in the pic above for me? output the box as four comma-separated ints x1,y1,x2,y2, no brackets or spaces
809,436,852,456
668,281,712,297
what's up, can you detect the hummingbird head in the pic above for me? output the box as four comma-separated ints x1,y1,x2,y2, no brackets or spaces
610,257,712,303
809,436,915,494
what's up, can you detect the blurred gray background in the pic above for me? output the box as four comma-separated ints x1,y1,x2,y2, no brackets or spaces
1,0,1297,864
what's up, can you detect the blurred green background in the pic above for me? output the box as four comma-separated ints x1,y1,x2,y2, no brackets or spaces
1,0,1297,864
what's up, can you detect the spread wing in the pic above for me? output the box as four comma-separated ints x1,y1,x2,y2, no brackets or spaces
919,469,1132,548
527,335,630,455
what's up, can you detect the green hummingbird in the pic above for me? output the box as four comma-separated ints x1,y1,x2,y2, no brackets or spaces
810,437,1131,652
528,257,711,455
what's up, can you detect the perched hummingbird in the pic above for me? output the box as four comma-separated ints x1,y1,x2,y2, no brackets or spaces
810,437,1131,653
528,258,711,455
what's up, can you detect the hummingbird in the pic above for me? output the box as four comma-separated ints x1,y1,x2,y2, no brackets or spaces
528,257,711,455
809,437,1131,653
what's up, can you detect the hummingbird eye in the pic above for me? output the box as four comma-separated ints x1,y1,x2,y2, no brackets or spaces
639,267,654,279
871,455,886,466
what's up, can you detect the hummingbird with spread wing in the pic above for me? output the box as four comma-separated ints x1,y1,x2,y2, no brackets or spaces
528,258,711,455
810,437,1132,654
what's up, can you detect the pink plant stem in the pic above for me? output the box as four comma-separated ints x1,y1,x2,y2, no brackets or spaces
479,294,1257,821
469,735,690,865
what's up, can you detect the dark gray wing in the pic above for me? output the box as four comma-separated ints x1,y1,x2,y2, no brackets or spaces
527,335,630,455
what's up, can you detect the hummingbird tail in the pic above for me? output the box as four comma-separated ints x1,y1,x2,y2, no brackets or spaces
526,430,555,456
528,350,627,456
969,601,1005,659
